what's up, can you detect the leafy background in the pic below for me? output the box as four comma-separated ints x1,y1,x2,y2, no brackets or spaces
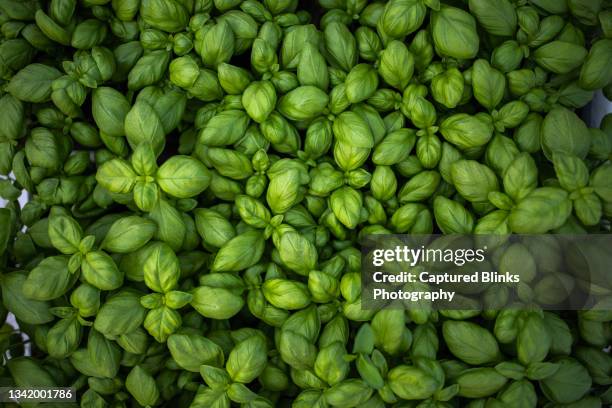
0,93,610,357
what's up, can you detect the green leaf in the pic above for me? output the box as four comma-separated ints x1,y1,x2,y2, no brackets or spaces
156,155,211,198
148,198,186,251
440,113,493,149
101,216,157,254
191,285,244,319
96,158,137,194
468,0,517,36
431,6,479,59
242,80,277,123
263,279,311,310
276,230,318,275
540,358,591,404
93,289,146,339
552,153,589,192
330,187,363,229
125,365,160,407
212,230,265,272
168,333,224,372
1,272,53,325
81,250,124,291
278,86,330,121
388,365,440,400
7,63,62,102
143,242,180,293
534,41,588,74
23,255,76,300
124,100,166,156
378,41,415,91
194,208,236,248
456,368,507,398
451,160,498,203
226,333,268,383
143,306,181,343
509,188,572,233
443,321,501,365
472,59,505,111
433,196,474,233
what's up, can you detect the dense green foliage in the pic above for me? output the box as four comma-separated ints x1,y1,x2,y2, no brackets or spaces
0,0,611,407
